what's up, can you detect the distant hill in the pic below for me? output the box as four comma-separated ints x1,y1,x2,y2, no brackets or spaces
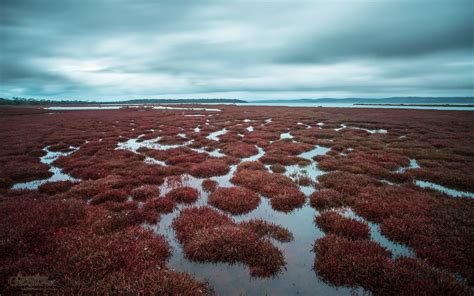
0,98,93,105
0,97,246,105
113,98,246,104
249,97,474,104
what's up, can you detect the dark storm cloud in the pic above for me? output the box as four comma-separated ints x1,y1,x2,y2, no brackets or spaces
0,0,473,100
278,1,474,63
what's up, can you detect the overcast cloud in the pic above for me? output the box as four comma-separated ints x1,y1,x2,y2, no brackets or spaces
1,0,473,100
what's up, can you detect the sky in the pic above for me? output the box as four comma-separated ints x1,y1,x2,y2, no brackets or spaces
1,0,473,101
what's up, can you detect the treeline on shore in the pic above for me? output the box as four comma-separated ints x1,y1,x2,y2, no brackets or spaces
0,97,247,106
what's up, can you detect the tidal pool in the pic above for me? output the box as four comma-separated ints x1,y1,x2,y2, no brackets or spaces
396,158,420,173
280,132,293,140
206,128,228,141
12,146,79,190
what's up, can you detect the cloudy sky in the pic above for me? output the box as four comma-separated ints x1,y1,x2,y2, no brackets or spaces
1,0,473,101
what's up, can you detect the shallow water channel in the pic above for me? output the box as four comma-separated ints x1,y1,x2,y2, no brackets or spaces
12,146,79,190
140,143,413,295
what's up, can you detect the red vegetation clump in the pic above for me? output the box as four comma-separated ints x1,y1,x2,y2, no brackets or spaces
131,184,159,201
231,169,305,212
316,151,413,184
292,127,337,141
66,269,215,295
90,207,155,233
166,186,199,204
3,160,52,184
266,140,313,155
172,207,233,244
0,178,11,189
44,227,202,294
221,155,240,165
45,226,174,293
260,140,313,166
188,136,217,150
101,200,138,212
236,160,266,171
190,158,230,178
184,225,285,277
231,169,295,197
408,166,474,192
0,198,86,258
89,189,128,205
208,187,260,215
323,150,408,171
383,257,469,295
164,175,185,188
352,185,431,223
38,180,76,194
202,179,218,192
172,206,286,277
270,164,286,173
136,174,164,185
161,148,208,166
240,219,293,242
313,234,392,289
56,146,147,180
28,149,47,158
66,176,123,199
269,187,306,212
220,142,258,158
48,142,74,152
0,174,212,294
159,135,188,145
143,196,176,214
66,175,147,200
260,153,308,166
313,234,467,295
244,130,280,145
350,184,474,284
294,174,312,186
309,189,349,210
314,211,370,240
317,171,382,196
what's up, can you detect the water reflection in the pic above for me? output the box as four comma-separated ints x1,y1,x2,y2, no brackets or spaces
337,208,415,258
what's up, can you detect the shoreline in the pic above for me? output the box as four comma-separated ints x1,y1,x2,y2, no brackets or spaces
354,103,474,107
